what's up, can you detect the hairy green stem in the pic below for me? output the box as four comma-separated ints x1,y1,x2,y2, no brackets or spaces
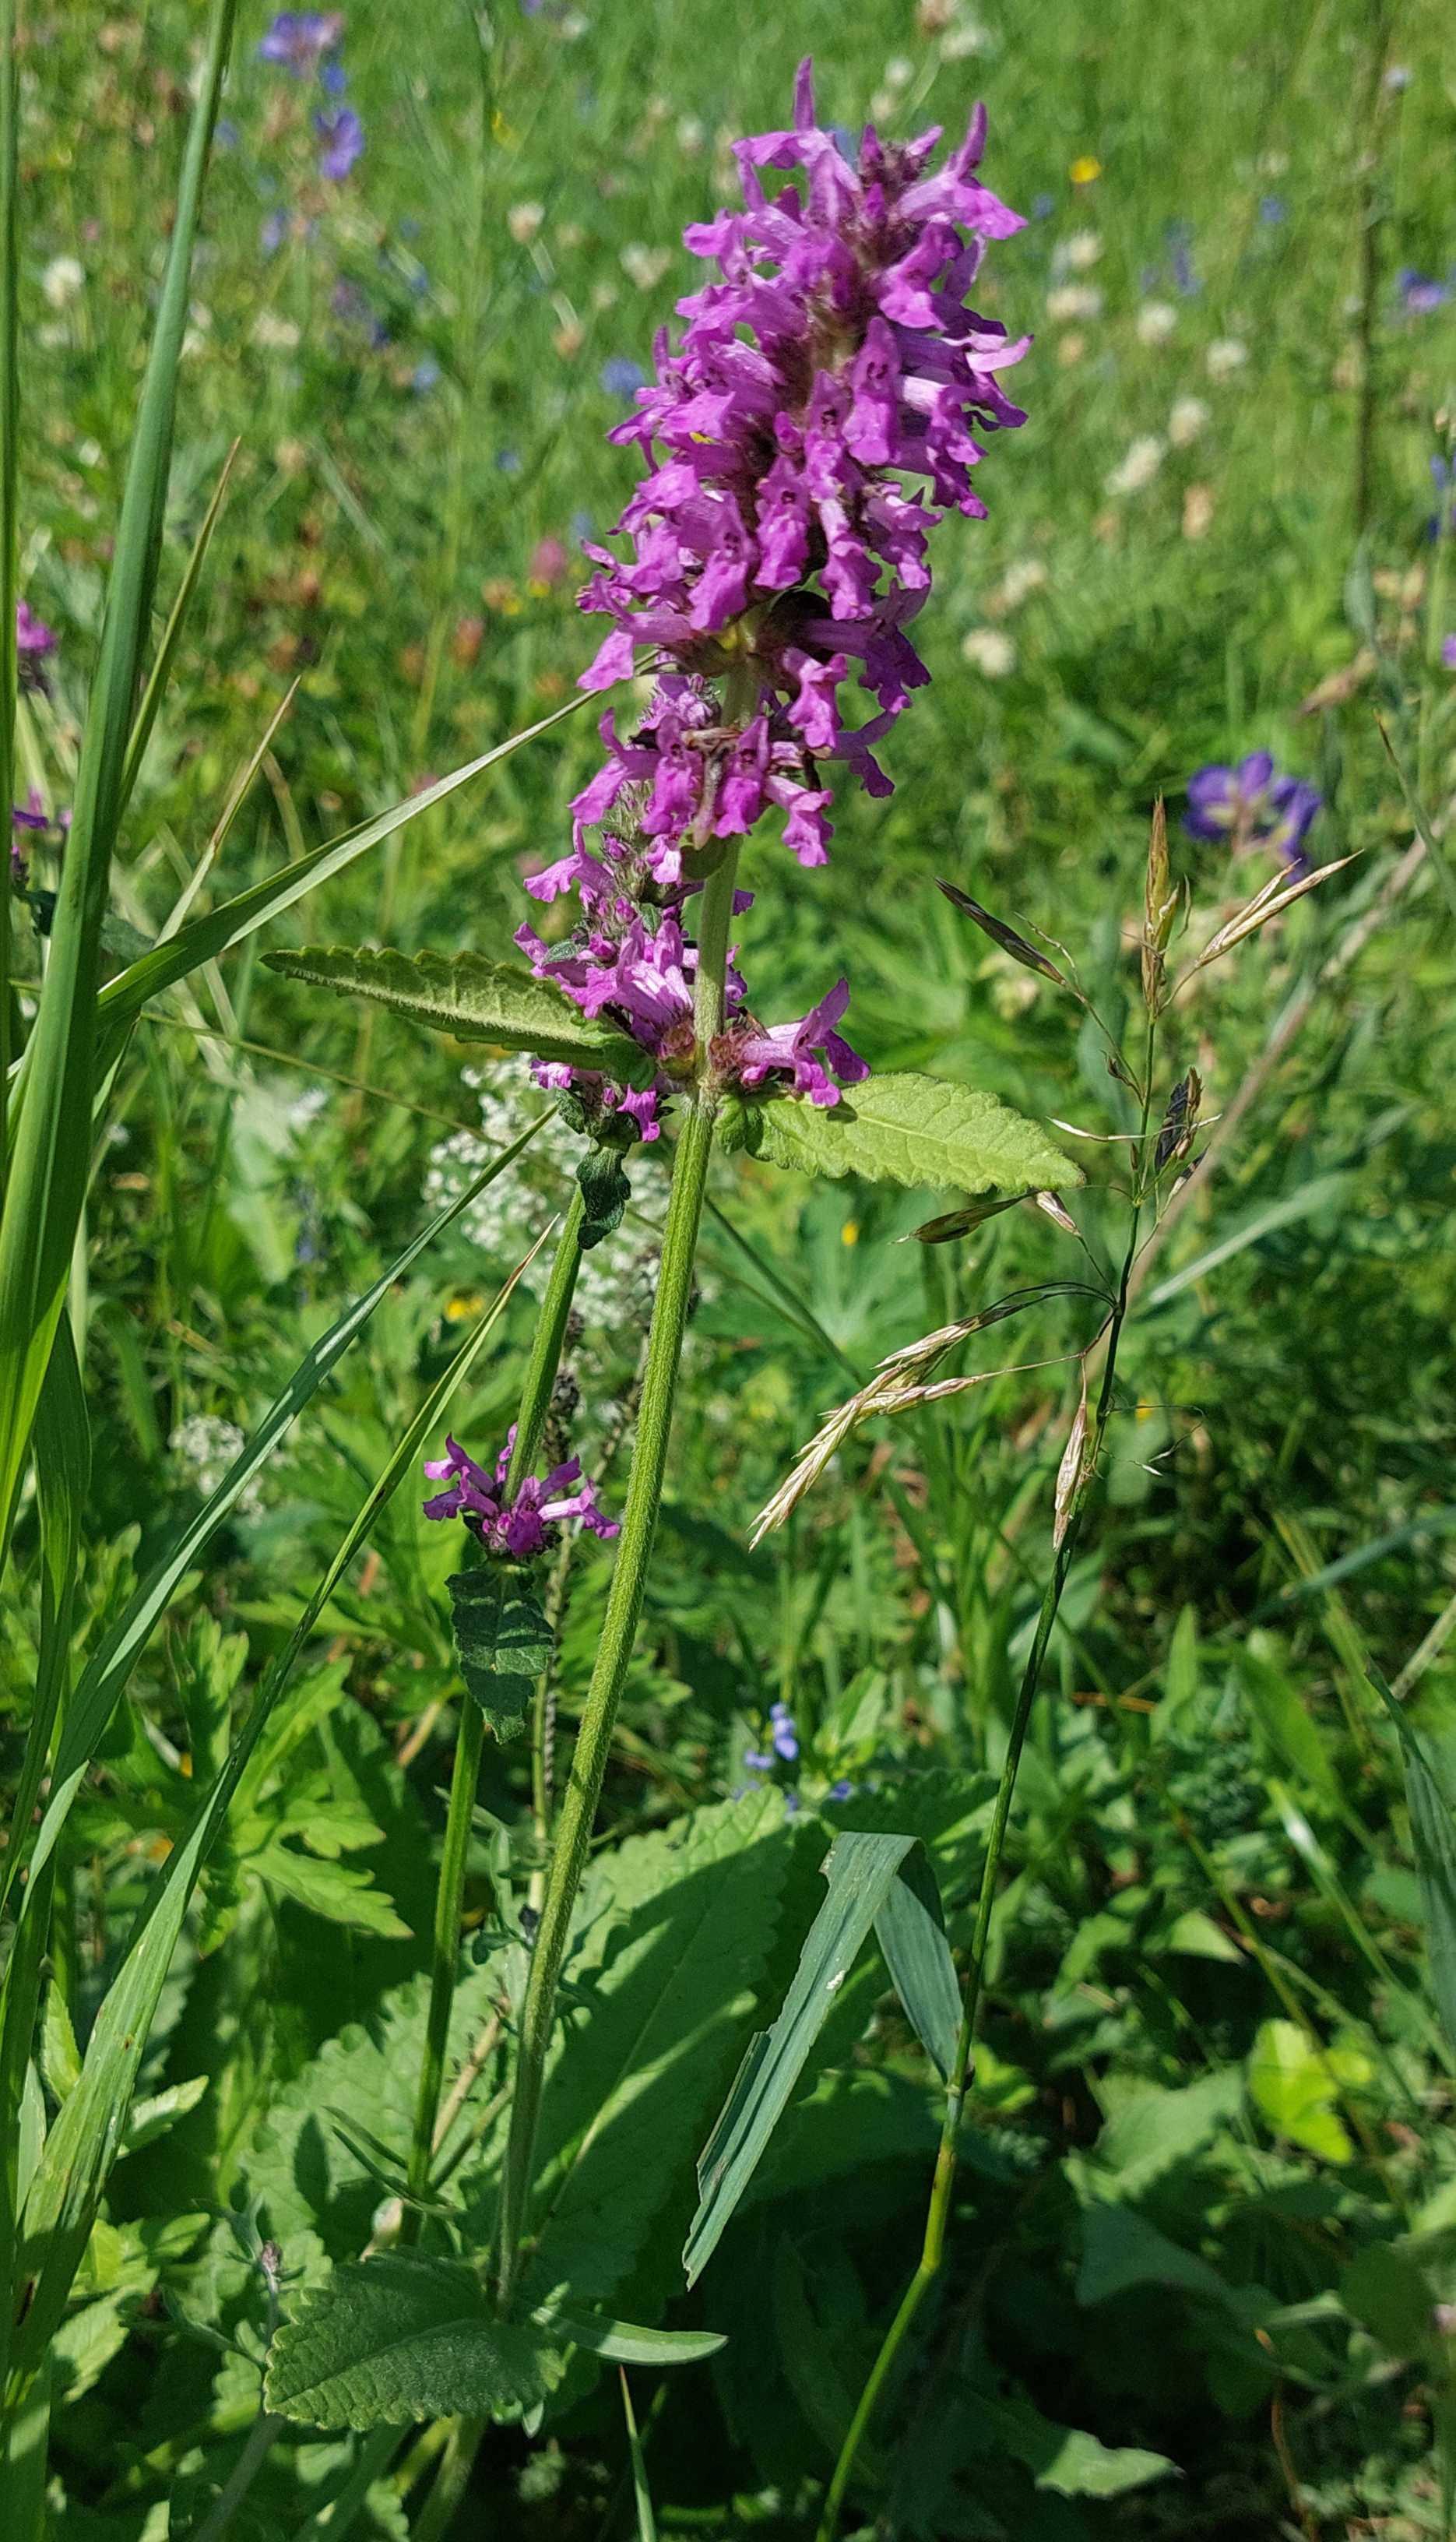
495,847,739,2307
816,1027,1157,2542
403,1193,587,2215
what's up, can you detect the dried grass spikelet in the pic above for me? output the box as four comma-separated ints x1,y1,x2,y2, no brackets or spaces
1174,855,1354,991
750,1288,1092,1546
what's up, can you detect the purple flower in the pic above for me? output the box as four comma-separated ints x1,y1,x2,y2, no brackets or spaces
258,11,343,73
1184,750,1322,875
1401,268,1447,316
16,600,56,692
600,357,648,400
570,59,1026,880
10,787,59,889
1441,633,1456,668
422,1428,618,1556
315,104,364,181
1258,195,1286,226
720,977,870,1107
260,209,290,256
768,1700,800,1761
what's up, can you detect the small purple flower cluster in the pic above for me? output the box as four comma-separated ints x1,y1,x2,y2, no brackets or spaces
571,58,1027,878
258,12,364,182
1184,751,1321,877
745,1699,800,1773
517,708,870,1139
422,1428,618,1557
16,599,56,694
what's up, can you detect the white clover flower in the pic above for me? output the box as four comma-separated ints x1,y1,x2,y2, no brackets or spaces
507,202,545,246
942,17,994,56
994,557,1048,611
1046,283,1103,325
41,255,85,310
1168,394,1212,447
621,243,671,292
677,115,705,153
251,310,302,352
1206,337,1248,379
1054,228,1103,274
1105,435,1166,497
961,626,1016,676
286,1082,329,1135
170,1415,263,1513
1136,299,1178,346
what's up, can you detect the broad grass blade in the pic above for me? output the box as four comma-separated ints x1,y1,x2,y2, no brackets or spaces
873,1847,961,2083
1371,1671,1456,2056
0,0,238,1565
9,1227,547,2382
684,1830,918,2286
2,1118,546,1923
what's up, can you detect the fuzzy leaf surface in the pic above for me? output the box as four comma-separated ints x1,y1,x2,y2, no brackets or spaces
266,2253,561,2428
266,945,655,1086
448,1563,551,1741
749,1072,1077,1193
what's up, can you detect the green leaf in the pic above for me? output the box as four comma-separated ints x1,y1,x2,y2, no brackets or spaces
512,1794,797,2323
684,1829,921,2286
1073,2068,1243,2202
1235,1637,1338,1804
266,2253,563,2429
448,1563,552,1741
248,1841,412,1939
972,2393,1177,2499
266,945,656,1088
1372,1671,1456,2055
1076,2204,1238,2311
120,2075,209,2156
870,1845,961,2083
748,1072,1076,1193
577,1145,632,1249
1246,2018,1372,2164
539,2308,725,2366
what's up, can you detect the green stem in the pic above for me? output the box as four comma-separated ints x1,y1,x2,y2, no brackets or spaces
815,1027,1157,2542
494,848,739,2307
403,1192,587,2216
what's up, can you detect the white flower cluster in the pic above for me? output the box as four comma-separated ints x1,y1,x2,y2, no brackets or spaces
169,1415,264,1515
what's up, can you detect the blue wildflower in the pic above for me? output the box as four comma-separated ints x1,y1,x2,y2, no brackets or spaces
599,355,646,400
315,104,364,181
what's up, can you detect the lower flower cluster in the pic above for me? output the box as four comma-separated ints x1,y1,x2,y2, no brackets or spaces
517,681,869,1141
422,1428,617,1557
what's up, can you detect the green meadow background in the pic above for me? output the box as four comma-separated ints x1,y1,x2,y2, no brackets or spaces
8,0,1456,2532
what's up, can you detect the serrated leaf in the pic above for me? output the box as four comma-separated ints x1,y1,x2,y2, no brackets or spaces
266,2253,562,2429
577,1146,632,1250
248,1840,412,1939
448,1563,551,1741
749,1072,1076,1194
266,945,655,1088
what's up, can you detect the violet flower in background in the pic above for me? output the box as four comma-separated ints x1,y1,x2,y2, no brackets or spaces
1184,749,1322,875
1440,633,1456,668
745,1699,800,1773
16,600,57,692
258,11,343,74
1399,268,1448,317
422,1429,618,1555
315,105,364,181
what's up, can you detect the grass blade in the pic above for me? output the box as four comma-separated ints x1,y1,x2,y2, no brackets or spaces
1370,1670,1456,2056
0,0,238,1565
620,2371,659,2542
118,438,241,822
1,1117,547,1924
9,1226,548,2384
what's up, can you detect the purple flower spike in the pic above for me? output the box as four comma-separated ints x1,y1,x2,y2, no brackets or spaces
16,600,57,693
315,104,364,181
259,10,344,73
422,1430,618,1555
570,57,1027,880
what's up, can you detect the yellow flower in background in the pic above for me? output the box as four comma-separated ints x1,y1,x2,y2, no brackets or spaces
1070,155,1103,185
842,1220,860,1247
